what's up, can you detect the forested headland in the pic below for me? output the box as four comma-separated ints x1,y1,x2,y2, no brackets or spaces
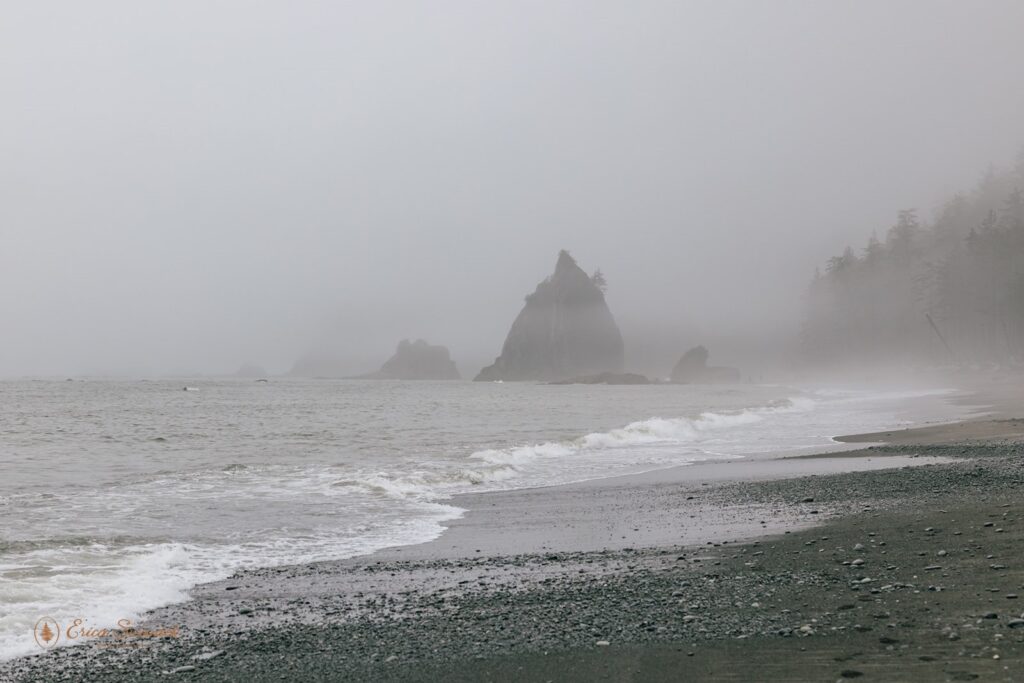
802,150,1024,369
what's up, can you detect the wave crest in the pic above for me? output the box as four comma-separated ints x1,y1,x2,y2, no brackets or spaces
334,396,817,500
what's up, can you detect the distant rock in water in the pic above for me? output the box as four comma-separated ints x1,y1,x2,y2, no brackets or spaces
235,363,268,378
550,372,650,385
670,346,740,384
356,339,460,380
475,250,625,381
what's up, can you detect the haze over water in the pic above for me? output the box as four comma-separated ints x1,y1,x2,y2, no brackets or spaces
2,1,1022,675
3,1,1024,378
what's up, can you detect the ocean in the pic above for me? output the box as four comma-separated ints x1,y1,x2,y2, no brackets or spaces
0,378,964,660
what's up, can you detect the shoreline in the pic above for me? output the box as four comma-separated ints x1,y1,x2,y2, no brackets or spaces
360,383,984,561
5,387,1024,681
368,450,954,564
330,382,989,563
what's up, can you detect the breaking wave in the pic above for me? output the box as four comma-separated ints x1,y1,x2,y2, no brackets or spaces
333,396,818,498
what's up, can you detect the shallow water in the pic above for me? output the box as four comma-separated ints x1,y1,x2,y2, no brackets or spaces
0,378,963,660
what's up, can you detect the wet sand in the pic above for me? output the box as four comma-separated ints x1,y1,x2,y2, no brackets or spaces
4,400,1024,682
372,451,953,562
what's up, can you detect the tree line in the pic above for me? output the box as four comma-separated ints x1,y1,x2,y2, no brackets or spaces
802,150,1024,367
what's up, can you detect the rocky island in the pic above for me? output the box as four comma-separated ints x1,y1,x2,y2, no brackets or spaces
355,339,460,380
475,251,625,382
670,345,740,384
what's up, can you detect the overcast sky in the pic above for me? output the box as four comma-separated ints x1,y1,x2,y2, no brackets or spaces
2,1,1023,376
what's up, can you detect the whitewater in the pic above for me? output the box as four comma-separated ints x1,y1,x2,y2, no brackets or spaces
0,379,966,660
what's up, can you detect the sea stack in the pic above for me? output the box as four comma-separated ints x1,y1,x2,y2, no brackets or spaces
670,346,740,384
357,339,460,380
475,251,625,381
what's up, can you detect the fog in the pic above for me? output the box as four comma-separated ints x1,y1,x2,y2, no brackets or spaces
2,1,1023,378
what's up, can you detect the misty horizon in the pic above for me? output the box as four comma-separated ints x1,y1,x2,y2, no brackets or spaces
7,5,1024,679
3,1,1024,377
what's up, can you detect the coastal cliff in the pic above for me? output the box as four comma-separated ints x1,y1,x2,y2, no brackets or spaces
475,251,624,381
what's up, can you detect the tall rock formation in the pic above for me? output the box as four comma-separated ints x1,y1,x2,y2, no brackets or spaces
356,339,460,380
475,251,625,381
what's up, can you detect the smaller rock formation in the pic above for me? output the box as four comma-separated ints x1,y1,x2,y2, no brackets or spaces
550,372,651,385
355,339,460,380
670,346,740,384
